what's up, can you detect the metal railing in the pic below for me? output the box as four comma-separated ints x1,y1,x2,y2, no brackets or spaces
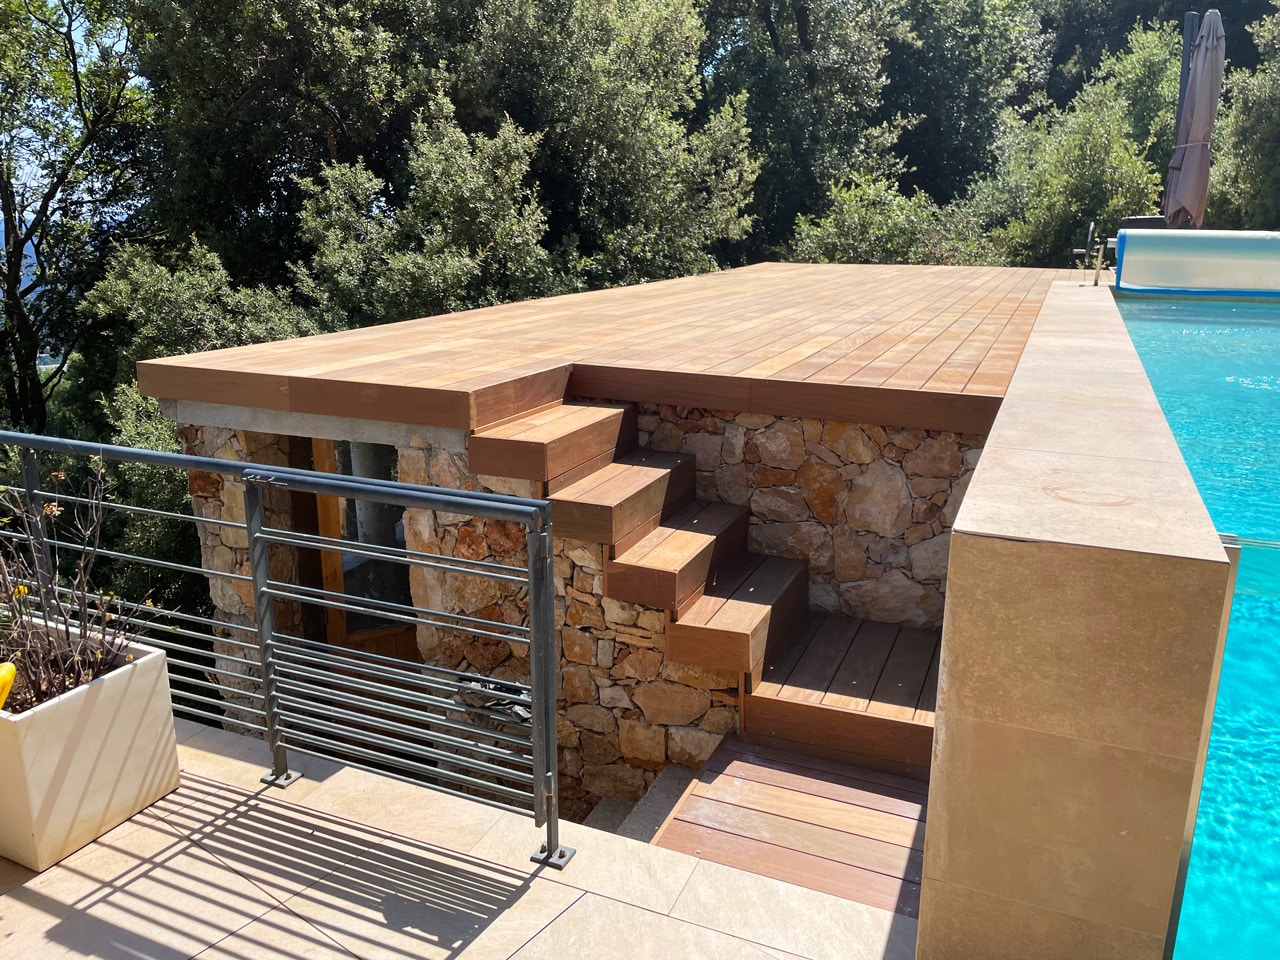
0,429,572,868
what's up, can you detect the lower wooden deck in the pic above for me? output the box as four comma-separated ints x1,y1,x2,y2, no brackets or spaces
655,737,927,916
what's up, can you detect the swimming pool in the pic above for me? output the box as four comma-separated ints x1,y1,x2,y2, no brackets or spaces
1119,296,1280,960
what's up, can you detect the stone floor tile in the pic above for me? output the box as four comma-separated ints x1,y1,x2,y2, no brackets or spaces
281,835,580,960
670,860,917,960
170,788,383,902
192,905,360,959
509,893,782,959
466,809,698,914
177,724,345,800
0,855,36,897
174,716,213,744
289,765,504,853
0,815,278,959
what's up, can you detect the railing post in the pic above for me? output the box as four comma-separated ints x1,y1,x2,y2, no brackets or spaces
527,508,573,868
243,478,300,787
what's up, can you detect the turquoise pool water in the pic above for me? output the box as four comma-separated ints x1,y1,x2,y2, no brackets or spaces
1119,297,1280,959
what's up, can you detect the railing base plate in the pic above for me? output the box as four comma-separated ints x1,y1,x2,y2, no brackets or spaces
260,770,303,789
531,843,576,870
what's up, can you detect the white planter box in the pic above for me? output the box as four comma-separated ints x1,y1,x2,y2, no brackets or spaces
0,641,181,871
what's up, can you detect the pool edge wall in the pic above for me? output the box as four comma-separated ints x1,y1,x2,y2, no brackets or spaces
917,282,1235,960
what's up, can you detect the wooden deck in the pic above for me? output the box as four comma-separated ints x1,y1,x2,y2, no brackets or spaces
138,263,1079,435
743,615,939,780
655,737,927,916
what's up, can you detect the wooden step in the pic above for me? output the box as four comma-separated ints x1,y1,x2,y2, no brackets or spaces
652,736,926,915
741,615,939,780
667,555,808,672
548,450,694,546
605,501,748,610
469,402,637,484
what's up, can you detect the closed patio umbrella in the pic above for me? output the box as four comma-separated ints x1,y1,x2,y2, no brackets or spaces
1164,10,1226,227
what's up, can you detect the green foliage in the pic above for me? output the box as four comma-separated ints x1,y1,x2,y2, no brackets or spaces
293,95,551,325
791,172,1001,266
1096,20,1181,168
884,0,1049,203
699,0,904,254
131,0,450,284
459,0,757,283
0,0,151,432
984,85,1161,265
1209,3,1280,229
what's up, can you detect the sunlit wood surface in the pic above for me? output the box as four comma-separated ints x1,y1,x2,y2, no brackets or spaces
138,262,1079,434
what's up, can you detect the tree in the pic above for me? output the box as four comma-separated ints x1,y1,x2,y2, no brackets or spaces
792,171,1001,265
0,0,150,432
457,0,757,284
882,0,1049,204
292,94,553,328
1210,2,1280,229
699,0,905,255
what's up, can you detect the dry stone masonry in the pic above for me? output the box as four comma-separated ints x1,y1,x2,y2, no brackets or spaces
638,404,982,629
182,402,980,819
179,424,301,731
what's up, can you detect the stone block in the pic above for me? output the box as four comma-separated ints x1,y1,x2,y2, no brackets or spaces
750,487,810,522
668,726,722,768
562,627,594,664
632,681,711,726
582,763,646,800
754,421,805,469
619,718,666,766
566,704,617,734
579,730,622,765
561,664,596,703
844,459,911,537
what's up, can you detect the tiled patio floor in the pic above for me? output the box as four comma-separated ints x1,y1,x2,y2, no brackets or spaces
0,721,917,959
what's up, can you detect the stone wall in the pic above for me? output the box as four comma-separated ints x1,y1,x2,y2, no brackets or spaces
178,424,301,728
395,429,736,820
637,404,982,628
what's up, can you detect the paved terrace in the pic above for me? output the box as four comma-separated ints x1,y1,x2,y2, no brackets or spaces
138,263,1078,436
0,722,917,959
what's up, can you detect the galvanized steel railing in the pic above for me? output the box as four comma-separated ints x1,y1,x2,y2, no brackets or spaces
0,429,573,868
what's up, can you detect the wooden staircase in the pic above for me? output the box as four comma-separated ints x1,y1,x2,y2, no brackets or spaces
467,399,938,779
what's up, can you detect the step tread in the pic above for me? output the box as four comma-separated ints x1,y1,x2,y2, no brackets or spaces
606,501,748,609
681,555,807,633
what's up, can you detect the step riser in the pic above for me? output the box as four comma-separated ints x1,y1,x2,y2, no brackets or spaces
470,405,637,482
550,453,695,545
667,558,808,672
738,710,934,782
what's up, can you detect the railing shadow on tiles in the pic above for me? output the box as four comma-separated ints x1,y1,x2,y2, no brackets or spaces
0,429,572,868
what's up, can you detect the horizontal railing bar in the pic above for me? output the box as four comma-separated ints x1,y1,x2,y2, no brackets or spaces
272,631,528,692
280,742,532,818
32,490,247,531
0,430,550,527
269,659,532,732
263,584,530,644
268,579,532,638
255,526,527,582
172,707,267,734
272,674,533,753
29,583,260,639
276,721,534,802
174,690,266,717
38,536,253,582
176,674,266,701
275,692,534,780
270,639,532,706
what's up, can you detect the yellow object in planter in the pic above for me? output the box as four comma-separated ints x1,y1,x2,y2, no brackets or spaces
0,662,14,710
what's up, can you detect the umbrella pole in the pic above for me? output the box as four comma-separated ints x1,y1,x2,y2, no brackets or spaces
1174,12,1201,142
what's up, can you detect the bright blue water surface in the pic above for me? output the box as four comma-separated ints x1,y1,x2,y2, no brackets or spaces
1119,297,1280,959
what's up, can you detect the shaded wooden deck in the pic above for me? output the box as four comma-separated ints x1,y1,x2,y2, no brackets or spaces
139,263,1079,435
655,737,927,916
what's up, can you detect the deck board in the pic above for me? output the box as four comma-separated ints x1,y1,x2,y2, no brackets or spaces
654,736,927,916
139,263,1079,432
